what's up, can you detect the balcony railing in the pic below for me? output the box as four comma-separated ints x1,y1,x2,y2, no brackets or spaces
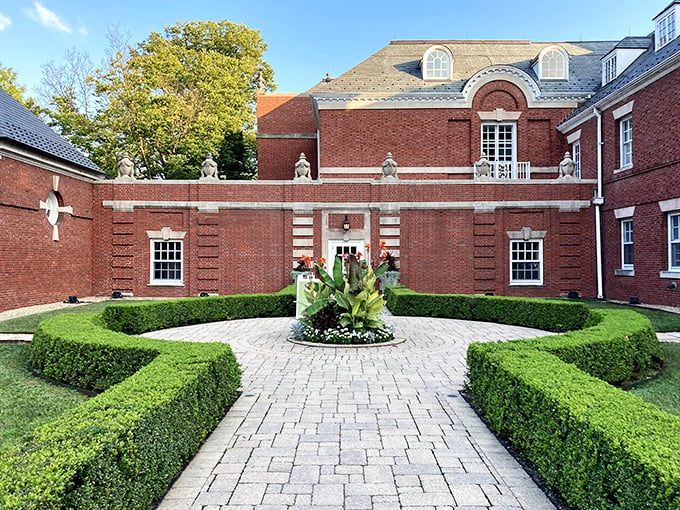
475,161,531,180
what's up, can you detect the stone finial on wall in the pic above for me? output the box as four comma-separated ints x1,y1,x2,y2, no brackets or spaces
293,152,312,181
381,152,398,180
474,152,492,179
199,153,219,181
558,151,577,180
115,153,136,181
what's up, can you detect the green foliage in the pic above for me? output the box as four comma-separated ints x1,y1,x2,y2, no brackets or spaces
0,344,87,450
467,349,680,510
388,287,673,509
0,62,37,111
103,288,295,335
216,130,257,180
584,299,680,332
0,288,295,509
40,21,275,178
303,255,387,334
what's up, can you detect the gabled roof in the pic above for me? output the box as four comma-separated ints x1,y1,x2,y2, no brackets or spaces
560,34,679,125
0,87,103,175
308,39,617,97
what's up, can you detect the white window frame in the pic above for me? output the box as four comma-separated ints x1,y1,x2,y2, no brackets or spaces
482,122,516,163
537,46,568,80
509,240,543,285
423,46,452,80
603,54,617,84
619,115,633,169
572,140,581,178
621,219,634,270
669,213,680,271
147,227,186,286
656,9,677,50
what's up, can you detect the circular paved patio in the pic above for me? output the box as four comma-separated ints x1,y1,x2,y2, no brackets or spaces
145,315,557,510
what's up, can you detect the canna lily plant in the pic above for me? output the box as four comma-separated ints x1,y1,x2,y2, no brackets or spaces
297,253,391,343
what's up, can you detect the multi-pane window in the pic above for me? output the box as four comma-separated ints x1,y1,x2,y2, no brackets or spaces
151,240,183,283
482,123,515,178
669,214,680,270
620,116,633,168
572,140,581,178
510,240,543,284
621,219,634,269
425,49,451,79
657,10,677,49
603,55,617,84
541,49,566,79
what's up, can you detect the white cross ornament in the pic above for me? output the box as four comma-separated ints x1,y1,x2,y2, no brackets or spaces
39,176,73,241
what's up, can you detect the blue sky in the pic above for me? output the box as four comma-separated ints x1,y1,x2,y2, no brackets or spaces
0,0,668,96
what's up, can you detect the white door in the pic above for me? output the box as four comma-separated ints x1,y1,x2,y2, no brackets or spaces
327,240,364,276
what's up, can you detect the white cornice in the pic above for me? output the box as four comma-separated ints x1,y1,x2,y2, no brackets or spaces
0,142,105,183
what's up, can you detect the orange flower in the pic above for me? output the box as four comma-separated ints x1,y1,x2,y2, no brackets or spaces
319,257,326,265
365,243,371,249
379,239,387,250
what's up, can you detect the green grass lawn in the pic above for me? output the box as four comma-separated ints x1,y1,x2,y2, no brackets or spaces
631,342,680,417
0,300,138,333
583,299,680,332
0,343,88,450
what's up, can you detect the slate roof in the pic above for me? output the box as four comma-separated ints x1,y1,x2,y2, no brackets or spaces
561,33,680,123
308,39,618,96
0,87,103,175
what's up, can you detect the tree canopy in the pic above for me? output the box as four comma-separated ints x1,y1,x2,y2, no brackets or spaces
0,63,37,111
40,21,274,179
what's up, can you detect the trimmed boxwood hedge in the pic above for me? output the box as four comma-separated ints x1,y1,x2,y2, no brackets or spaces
385,287,677,510
0,288,296,510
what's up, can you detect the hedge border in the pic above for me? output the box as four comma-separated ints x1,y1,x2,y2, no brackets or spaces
385,287,677,510
0,287,296,510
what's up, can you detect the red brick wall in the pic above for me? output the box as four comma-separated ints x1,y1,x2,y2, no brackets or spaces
0,156,95,313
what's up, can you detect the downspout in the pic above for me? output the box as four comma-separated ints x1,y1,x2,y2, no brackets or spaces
593,107,604,299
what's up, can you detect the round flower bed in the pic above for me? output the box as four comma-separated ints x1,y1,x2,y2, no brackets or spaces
291,319,395,345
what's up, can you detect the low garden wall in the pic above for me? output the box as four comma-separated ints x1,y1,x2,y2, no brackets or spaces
385,287,680,510
0,288,296,509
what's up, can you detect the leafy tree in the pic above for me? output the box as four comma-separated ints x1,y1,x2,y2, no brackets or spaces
40,21,274,178
0,63,37,111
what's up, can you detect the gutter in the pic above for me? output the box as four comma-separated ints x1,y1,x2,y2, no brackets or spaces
592,107,605,300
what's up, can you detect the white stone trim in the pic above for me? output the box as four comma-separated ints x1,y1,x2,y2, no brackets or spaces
321,166,471,175
292,228,314,237
660,271,680,279
380,228,400,237
292,249,314,258
566,129,582,144
293,238,313,247
146,227,186,240
612,100,634,120
383,239,400,247
506,227,546,240
104,199,592,213
659,198,680,212
477,109,522,122
293,216,314,225
614,206,635,219
379,217,400,225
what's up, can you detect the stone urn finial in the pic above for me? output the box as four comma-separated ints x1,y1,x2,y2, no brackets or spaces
115,152,136,181
474,152,491,179
200,153,219,180
381,152,398,180
558,151,577,180
294,152,312,181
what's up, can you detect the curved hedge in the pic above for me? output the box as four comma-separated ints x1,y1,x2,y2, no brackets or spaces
0,288,296,509
385,287,678,510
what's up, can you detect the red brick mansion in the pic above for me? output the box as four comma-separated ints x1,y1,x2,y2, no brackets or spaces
1,2,679,313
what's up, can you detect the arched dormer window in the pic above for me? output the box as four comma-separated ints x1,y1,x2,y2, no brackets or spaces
422,46,452,80
536,46,568,80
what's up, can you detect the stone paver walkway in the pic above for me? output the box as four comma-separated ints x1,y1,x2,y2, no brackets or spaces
145,316,557,510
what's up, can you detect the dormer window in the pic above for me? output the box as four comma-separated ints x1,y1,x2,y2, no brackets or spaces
655,7,677,49
603,54,617,84
422,46,452,80
536,46,569,80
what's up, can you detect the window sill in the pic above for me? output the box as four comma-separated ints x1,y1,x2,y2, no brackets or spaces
148,282,185,287
615,269,635,277
509,283,544,287
660,271,680,279
613,165,633,174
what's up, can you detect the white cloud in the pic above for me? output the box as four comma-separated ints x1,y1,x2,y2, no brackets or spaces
0,13,11,30
78,26,88,36
25,2,72,34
